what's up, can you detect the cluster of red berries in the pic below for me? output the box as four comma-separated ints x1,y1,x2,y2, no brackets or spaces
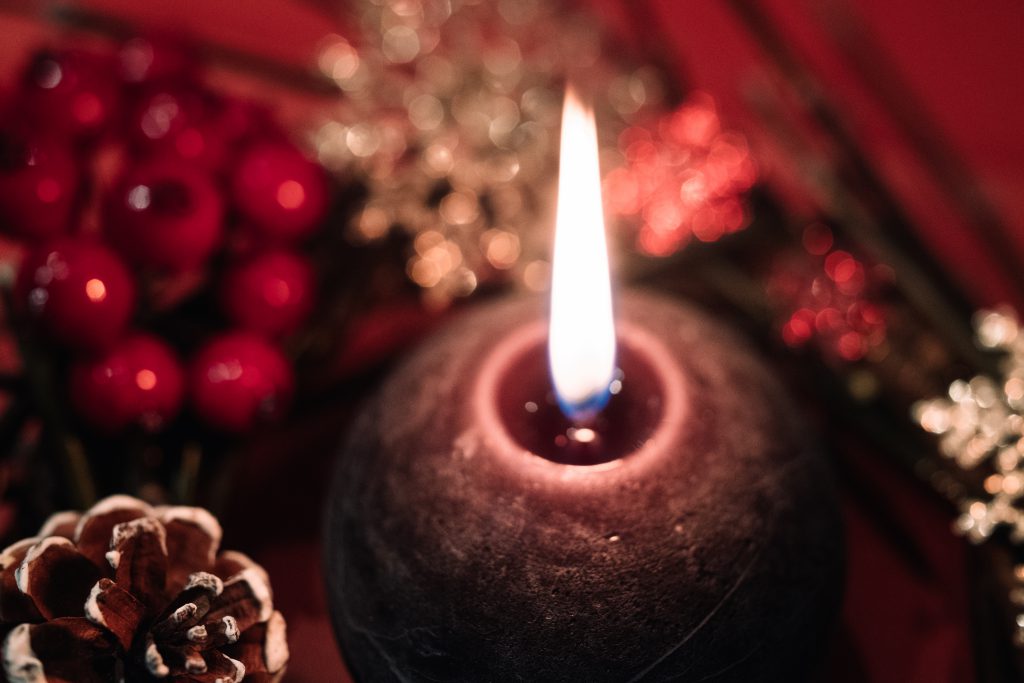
1,37,330,434
767,224,888,363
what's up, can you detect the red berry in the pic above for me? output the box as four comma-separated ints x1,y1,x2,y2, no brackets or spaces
14,238,135,351
127,84,229,170
220,250,315,337
189,332,293,432
119,35,198,85
0,126,80,241
105,160,224,271
21,49,120,141
210,99,278,149
70,333,184,433
231,141,329,242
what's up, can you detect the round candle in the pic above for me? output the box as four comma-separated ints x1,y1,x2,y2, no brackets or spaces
324,291,843,682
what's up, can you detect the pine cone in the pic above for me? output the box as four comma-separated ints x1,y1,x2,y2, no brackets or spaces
0,495,288,682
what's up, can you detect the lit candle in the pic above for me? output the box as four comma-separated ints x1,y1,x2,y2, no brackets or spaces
325,87,842,682
549,85,616,425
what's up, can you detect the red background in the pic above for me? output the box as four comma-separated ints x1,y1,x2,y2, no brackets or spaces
2,1,1022,681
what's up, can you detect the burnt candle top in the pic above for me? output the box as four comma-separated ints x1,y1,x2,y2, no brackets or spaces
345,289,808,504
486,321,675,467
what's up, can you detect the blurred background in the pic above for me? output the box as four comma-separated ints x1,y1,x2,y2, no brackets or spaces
0,1,1021,681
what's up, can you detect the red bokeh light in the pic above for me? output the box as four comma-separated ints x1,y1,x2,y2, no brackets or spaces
768,225,887,363
604,93,757,257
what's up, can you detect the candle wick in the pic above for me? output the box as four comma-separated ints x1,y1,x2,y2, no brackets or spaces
568,426,597,444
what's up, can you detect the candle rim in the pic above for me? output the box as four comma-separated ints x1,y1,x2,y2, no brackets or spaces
474,316,687,484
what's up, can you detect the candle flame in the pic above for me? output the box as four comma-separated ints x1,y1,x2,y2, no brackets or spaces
549,85,616,423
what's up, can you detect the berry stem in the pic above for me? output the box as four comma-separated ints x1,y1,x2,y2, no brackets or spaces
175,442,202,506
1,285,97,509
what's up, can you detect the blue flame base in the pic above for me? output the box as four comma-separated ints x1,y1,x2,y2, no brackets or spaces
555,385,613,425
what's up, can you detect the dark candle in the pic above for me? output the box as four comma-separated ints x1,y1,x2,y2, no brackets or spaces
324,292,843,682
325,85,842,683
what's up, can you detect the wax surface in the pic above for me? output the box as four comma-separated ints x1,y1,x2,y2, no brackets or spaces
325,292,843,682
496,329,664,465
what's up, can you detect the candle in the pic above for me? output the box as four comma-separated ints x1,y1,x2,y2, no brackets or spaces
325,88,842,682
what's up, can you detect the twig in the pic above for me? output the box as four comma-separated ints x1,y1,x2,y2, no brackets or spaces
175,442,202,506
742,80,994,373
0,286,97,509
723,0,995,344
62,437,97,509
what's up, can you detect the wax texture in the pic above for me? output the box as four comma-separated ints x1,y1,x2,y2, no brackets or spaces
326,292,843,682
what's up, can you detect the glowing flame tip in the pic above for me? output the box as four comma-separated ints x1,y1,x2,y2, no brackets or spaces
548,85,616,423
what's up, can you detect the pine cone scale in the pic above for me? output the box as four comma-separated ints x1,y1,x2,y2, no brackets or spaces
84,578,144,650
73,496,153,568
16,538,100,621
108,517,169,616
150,573,222,640
156,509,222,592
5,618,117,683
205,570,271,633
0,496,287,682
0,541,41,624
224,610,286,680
